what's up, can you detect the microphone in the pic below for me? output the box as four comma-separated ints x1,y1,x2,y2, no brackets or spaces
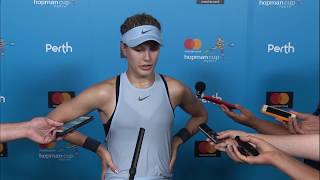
194,81,237,110
129,128,145,180
195,81,206,98
202,96,237,110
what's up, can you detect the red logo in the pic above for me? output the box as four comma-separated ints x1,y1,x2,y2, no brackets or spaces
266,92,293,108
184,38,202,50
195,141,220,157
48,91,75,108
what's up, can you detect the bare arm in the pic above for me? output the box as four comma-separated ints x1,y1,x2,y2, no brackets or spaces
220,104,289,135
0,122,30,142
227,136,319,180
254,134,320,161
217,130,320,161
0,117,62,143
47,86,104,145
167,77,208,170
271,151,319,180
180,86,208,136
47,82,119,178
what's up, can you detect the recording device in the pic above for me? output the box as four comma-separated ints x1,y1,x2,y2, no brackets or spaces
261,105,296,122
129,128,145,180
235,136,259,156
56,116,94,137
198,123,221,144
195,81,237,110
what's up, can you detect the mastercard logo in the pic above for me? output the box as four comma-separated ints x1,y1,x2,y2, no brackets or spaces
51,92,72,104
48,91,75,108
195,141,220,157
266,92,293,108
270,93,289,104
184,38,202,50
0,142,8,157
39,142,56,149
198,141,216,153
0,143,4,153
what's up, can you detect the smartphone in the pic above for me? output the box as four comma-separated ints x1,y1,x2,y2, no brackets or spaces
261,105,296,122
198,123,221,144
235,136,259,156
56,116,94,137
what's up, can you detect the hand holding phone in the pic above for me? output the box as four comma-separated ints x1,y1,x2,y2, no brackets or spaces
56,116,94,137
235,136,259,156
261,105,296,122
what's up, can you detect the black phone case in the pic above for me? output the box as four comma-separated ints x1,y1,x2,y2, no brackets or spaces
198,123,221,144
56,116,94,137
235,136,259,156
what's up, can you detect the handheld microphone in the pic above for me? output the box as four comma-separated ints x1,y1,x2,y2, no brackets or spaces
129,128,145,180
202,96,237,110
195,81,206,98
194,81,237,110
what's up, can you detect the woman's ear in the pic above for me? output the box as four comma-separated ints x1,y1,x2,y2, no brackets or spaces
120,42,127,57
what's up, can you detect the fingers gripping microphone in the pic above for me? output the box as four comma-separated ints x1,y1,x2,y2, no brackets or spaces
194,81,236,110
129,128,145,180
195,81,206,98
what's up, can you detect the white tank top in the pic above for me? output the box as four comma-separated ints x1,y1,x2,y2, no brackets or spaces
105,72,174,180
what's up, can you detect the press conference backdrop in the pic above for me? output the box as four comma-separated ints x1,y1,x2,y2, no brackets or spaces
0,0,319,179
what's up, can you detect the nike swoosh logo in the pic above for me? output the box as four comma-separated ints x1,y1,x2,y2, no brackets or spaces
141,29,153,34
138,95,150,101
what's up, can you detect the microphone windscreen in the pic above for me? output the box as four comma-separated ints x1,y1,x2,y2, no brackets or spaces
195,81,206,92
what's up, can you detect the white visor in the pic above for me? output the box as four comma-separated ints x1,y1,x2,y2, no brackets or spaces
121,25,162,47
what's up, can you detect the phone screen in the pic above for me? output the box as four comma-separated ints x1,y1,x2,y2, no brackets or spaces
266,106,291,118
57,116,93,137
198,124,220,144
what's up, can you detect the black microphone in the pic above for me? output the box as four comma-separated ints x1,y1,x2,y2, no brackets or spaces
195,81,206,98
129,128,145,180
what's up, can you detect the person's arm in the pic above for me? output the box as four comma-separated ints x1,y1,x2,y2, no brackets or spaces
286,111,320,134
229,136,319,180
254,134,320,161
220,104,289,135
47,82,119,179
216,130,320,161
271,151,319,180
166,77,208,170
0,117,62,143
178,85,208,136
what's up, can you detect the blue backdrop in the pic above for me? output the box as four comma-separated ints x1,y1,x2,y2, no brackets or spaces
1,0,319,179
